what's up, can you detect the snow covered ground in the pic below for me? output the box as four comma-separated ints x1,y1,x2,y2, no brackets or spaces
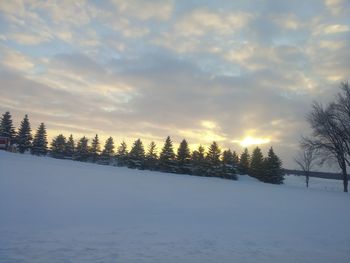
0,151,349,263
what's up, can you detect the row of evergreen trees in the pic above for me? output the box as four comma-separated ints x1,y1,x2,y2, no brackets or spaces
0,111,284,184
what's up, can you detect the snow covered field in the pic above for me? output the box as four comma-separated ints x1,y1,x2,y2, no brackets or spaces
1,151,349,263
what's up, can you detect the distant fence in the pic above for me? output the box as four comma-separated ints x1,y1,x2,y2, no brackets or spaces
283,169,343,180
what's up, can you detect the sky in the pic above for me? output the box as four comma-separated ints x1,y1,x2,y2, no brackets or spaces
0,0,349,169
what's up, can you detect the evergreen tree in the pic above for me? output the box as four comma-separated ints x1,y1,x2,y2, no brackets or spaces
145,141,158,170
222,149,234,165
0,111,16,143
101,136,114,164
263,147,284,184
102,137,115,156
191,145,207,176
65,134,75,158
250,147,264,180
31,123,48,156
75,136,89,161
176,139,191,174
128,138,145,169
116,141,128,166
239,148,250,174
221,149,238,179
205,141,222,177
51,134,66,158
17,114,32,153
90,134,101,162
232,151,239,165
159,136,176,173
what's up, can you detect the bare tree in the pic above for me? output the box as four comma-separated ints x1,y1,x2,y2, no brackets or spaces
303,100,349,192
294,146,317,188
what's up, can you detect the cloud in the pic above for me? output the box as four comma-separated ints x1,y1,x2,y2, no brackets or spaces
154,8,252,53
0,0,349,168
0,47,35,71
9,32,51,45
111,0,173,21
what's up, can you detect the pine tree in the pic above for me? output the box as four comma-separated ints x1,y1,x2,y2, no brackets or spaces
232,151,239,165
250,147,264,180
65,134,75,158
263,147,284,184
128,139,145,169
205,141,222,177
191,145,206,176
102,137,115,156
159,136,176,173
176,139,191,174
238,148,250,174
17,114,32,153
101,136,114,164
221,149,237,179
116,141,128,166
51,134,66,158
90,134,101,162
75,136,89,161
31,123,48,156
0,111,16,143
145,141,158,170
222,149,234,165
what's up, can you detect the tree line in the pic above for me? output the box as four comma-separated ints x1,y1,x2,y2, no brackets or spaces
0,111,284,184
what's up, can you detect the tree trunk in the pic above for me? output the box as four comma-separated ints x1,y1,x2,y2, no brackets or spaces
306,173,309,188
341,160,348,193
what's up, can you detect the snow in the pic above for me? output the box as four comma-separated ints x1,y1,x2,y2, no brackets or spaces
0,151,349,263
284,174,345,192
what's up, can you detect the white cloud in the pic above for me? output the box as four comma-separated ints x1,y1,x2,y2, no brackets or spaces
10,32,51,45
0,47,35,71
314,24,350,35
111,0,173,21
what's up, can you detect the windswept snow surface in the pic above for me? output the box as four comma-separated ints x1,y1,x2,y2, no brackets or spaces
0,151,349,263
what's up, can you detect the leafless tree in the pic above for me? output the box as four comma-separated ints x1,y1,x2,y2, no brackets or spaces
294,146,317,188
303,86,349,192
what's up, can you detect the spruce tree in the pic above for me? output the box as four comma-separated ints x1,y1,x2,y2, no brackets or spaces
101,136,114,164
0,111,16,143
221,149,237,179
17,114,32,153
90,134,101,162
65,134,75,158
128,138,145,169
191,145,206,176
238,148,250,174
102,137,115,156
75,136,89,161
232,151,239,165
263,147,284,184
145,141,158,170
116,141,128,166
221,149,237,180
206,141,222,177
176,139,191,174
250,147,264,180
159,136,176,173
222,149,234,165
31,123,48,156
51,134,66,158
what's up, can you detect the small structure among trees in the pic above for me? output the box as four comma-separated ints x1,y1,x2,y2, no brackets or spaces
0,137,11,150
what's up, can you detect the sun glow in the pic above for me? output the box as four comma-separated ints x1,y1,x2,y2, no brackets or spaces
234,136,271,147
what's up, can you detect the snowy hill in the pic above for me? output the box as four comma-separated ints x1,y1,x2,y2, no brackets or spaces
0,151,349,263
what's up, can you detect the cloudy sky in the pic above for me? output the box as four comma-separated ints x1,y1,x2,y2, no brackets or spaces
0,0,349,168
